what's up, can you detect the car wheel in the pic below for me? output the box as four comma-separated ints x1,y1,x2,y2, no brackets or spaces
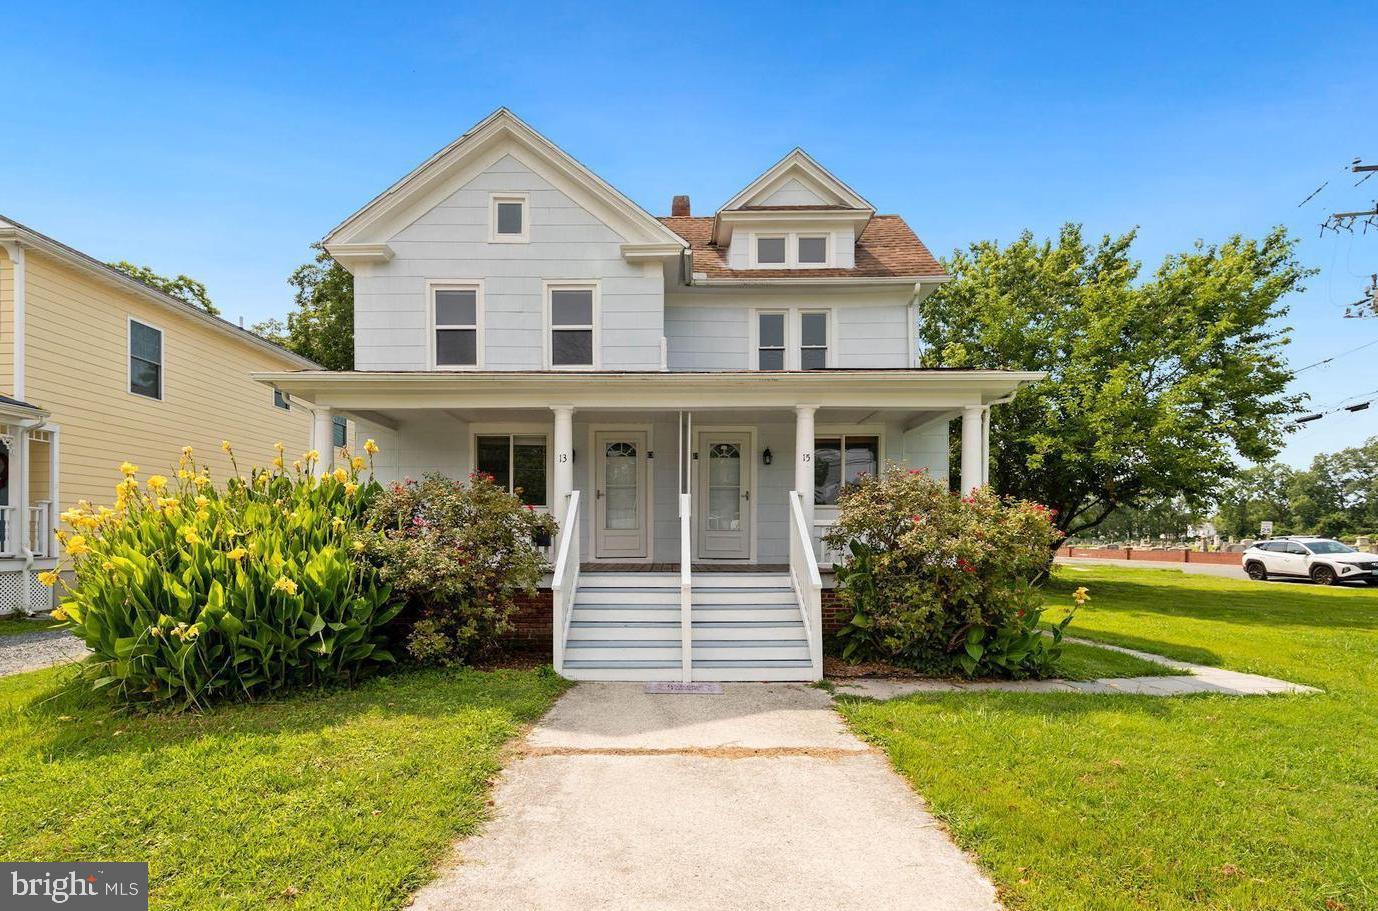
1310,564,1337,586
1245,561,1268,581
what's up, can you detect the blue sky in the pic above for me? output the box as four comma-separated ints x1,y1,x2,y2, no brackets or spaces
5,1,1376,466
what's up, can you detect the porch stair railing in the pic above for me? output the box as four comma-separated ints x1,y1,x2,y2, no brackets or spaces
550,490,581,676
787,490,824,680
679,492,692,682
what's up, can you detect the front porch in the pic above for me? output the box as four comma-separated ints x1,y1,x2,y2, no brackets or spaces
0,398,60,616
258,368,1039,680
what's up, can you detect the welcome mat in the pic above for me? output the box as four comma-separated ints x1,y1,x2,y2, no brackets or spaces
644,682,724,695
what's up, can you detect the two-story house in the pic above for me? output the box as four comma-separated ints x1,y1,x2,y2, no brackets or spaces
0,216,321,615
258,109,1039,683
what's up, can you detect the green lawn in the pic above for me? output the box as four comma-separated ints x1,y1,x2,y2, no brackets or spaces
838,565,1378,911
1053,639,1176,680
0,664,567,911
0,614,53,637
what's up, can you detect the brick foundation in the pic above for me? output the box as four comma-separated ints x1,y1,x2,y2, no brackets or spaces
1059,546,1240,566
822,589,847,638
503,589,553,657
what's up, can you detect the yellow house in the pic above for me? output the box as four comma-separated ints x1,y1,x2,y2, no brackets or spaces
0,215,321,614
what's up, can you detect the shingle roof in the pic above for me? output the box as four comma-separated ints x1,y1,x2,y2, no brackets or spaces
658,214,946,279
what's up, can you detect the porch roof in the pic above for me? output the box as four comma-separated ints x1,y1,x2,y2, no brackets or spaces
253,368,1044,412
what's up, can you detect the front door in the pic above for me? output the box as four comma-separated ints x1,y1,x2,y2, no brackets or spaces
697,432,752,560
594,431,649,560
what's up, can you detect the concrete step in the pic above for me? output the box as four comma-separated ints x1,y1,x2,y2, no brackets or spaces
690,664,816,682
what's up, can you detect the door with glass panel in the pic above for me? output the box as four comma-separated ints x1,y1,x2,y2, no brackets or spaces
696,432,752,560
594,431,648,560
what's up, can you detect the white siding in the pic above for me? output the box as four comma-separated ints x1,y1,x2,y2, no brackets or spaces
354,155,663,371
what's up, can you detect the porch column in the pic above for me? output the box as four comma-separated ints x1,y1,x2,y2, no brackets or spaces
960,405,984,492
551,405,575,528
794,404,818,531
313,407,334,472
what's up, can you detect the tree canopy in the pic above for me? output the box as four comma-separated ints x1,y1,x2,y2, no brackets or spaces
918,224,1310,539
252,245,354,370
108,261,218,315
1215,437,1378,540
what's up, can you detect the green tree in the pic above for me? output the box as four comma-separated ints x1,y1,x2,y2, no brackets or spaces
253,245,354,370
1214,462,1296,539
919,224,1309,540
108,261,218,315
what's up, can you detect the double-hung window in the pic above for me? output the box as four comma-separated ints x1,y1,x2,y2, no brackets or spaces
813,434,879,505
432,286,480,367
757,312,786,370
475,434,548,506
548,286,596,368
800,311,829,369
129,318,163,400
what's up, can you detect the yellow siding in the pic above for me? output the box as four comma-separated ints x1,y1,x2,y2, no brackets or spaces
0,248,14,391
22,250,313,512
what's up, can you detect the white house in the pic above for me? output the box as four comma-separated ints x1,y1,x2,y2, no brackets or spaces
258,109,1039,683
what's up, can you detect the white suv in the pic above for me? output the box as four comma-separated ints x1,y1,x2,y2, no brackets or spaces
1242,538,1378,586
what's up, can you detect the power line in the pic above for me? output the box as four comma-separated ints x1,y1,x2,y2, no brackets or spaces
1293,335,1378,373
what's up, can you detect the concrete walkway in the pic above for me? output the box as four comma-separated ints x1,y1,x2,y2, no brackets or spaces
833,637,1319,700
410,683,999,911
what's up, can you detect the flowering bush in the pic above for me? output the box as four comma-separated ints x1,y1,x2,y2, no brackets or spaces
366,473,557,665
48,441,397,708
823,466,1065,677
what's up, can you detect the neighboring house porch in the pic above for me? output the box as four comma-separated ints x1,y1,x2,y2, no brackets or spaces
260,368,1036,682
0,396,60,615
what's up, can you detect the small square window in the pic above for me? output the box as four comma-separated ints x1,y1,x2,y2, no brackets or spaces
756,236,786,265
496,201,523,236
491,195,528,242
798,236,828,265
273,389,291,410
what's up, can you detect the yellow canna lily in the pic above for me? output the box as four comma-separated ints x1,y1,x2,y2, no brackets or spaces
332,467,349,483
363,439,379,455
119,461,139,477
38,570,60,587
66,535,91,557
147,475,168,491
225,546,248,561
221,440,232,452
351,456,366,471
272,575,298,596
344,482,359,496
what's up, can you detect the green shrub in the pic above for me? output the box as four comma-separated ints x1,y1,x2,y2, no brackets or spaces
47,442,397,708
823,466,1066,677
366,473,557,664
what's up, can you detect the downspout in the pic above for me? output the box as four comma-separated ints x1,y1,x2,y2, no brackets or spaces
1,240,25,400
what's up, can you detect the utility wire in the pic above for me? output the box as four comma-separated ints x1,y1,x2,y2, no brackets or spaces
1293,336,1378,373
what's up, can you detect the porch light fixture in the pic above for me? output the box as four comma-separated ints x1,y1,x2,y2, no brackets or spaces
762,447,773,466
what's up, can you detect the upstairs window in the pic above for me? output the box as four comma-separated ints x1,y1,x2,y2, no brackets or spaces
814,434,879,506
755,236,786,265
490,194,528,242
800,311,829,369
757,312,786,370
128,318,163,400
273,389,291,410
433,286,480,367
797,235,829,265
476,434,548,506
548,286,596,368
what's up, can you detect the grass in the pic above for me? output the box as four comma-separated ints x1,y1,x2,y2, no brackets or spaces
1053,638,1176,681
0,614,53,637
837,565,1378,911
0,663,568,911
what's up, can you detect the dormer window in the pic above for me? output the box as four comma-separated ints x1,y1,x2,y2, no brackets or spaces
755,236,786,265
489,193,528,242
798,235,829,266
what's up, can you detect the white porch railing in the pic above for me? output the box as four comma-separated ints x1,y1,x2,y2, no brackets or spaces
0,506,17,558
531,505,554,563
550,491,581,676
28,501,52,559
813,516,844,566
788,491,824,680
679,492,693,683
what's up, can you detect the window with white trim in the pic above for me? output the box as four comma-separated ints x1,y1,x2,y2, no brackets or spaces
475,434,548,506
800,311,829,370
549,287,595,367
755,235,786,265
129,319,163,400
273,389,291,410
757,312,786,370
433,287,479,367
490,194,528,242
814,435,879,505
797,234,829,265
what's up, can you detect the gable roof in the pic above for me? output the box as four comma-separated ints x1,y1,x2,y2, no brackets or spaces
718,148,874,214
0,215,319,369
323,108,688,256
660,214,946,281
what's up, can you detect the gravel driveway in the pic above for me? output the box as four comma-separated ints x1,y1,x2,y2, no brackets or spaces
0,626,90,677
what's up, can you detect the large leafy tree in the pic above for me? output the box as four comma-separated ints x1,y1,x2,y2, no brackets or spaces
108,261,218,315
253,244,354,370
919,224,1310,540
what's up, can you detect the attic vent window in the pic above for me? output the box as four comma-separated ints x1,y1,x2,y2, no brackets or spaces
490,194,529,242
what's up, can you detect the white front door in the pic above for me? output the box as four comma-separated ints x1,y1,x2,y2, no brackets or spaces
594,431,649,560
697,432,752,560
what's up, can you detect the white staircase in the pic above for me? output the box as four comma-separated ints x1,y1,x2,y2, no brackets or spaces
560,571,813,682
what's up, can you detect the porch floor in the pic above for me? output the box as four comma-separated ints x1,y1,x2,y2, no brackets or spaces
580,563,790,573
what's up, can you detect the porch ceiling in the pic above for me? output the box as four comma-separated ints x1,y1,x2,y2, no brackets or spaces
255,369,1043,413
